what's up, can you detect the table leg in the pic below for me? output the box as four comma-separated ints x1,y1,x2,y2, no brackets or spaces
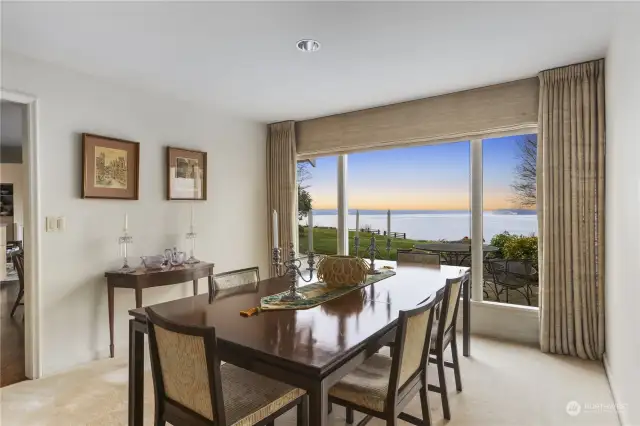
308,381,328,426
463,273,470,357
208,275,214,302
135,288,142,308
192,279,198,296
128,320,144,426
107,283,115,358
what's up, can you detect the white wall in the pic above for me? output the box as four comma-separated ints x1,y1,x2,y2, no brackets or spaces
2,52,267,375
605,5,640,425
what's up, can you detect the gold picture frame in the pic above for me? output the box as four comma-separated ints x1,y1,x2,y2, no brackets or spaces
82,133,140,200
166,147,207,200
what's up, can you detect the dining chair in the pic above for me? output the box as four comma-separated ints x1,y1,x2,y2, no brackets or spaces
10,250,25,318
212,266,260,291
145,307,308,426
428,273,468,420
396,248,441,265
328,290,443,426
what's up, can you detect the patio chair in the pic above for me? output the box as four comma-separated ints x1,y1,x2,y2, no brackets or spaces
485,259,537,306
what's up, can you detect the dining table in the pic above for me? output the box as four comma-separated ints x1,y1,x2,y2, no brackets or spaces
127,260,469,426
413,242,498,266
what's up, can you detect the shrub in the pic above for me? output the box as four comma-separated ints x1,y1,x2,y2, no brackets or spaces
490,231,538,266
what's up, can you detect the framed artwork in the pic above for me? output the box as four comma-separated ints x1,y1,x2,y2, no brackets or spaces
166,147,207,200
81,133,140,199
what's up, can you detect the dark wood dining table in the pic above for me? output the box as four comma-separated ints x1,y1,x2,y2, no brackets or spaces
127,261,469,426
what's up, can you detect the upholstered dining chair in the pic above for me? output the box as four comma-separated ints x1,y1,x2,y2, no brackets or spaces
211,266,260,292
10,250,25,318
328,290,443,426
396,248,441,265
428,273,468,420
145,307,308,426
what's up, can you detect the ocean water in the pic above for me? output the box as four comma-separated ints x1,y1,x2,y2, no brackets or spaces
303,210,537,241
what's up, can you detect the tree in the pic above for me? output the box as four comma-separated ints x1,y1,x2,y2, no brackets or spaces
511,138,537,207
297,162,313,220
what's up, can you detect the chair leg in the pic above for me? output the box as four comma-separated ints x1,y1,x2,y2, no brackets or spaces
450,336,463,392
420,386,432,426
346,407,354,424
10,289,24,317
266,422,274,426
297,395,309,426
436,354,451,420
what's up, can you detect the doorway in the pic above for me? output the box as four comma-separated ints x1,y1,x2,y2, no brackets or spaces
0,90,41,384
1,100,27,386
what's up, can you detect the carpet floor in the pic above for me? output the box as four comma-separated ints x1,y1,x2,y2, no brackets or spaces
0,335,619,426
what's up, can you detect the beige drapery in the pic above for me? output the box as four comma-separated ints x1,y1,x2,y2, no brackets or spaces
296,78,539,158
266,121,297,277
538,60,605,360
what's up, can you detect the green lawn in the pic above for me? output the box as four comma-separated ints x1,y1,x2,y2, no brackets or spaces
298,227,436,260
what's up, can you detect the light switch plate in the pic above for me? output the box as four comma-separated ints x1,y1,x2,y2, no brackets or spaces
46,217,57,232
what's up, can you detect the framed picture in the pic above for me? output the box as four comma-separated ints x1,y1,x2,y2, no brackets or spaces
166,147,207,200
82,133,139,199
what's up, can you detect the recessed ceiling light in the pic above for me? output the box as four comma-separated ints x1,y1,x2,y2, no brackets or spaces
296,39,321,52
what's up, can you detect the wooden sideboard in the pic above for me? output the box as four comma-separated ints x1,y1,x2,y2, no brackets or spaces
104,262,214,357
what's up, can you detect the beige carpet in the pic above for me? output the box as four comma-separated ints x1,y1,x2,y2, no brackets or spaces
0,336,619,426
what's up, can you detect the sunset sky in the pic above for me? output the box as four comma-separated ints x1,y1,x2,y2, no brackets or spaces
306,134,537,211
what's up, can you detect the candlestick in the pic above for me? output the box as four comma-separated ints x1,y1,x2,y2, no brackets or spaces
272,242,315,302
308,209,314,253
117,230,134,273
387,209,391,239
272,210,279,249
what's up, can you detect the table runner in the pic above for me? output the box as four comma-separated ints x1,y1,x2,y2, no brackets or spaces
240,269,395,317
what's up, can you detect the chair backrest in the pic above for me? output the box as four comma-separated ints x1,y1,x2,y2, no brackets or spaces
437,274,467,338
396,249,441,265
386,290,442,404
12,251,25,290
146,307,224,425
213,266,260,291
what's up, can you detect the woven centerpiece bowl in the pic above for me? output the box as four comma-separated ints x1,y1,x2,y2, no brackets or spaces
316,255,369,288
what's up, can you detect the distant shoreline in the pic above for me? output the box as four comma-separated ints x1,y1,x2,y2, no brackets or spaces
310,209,537,216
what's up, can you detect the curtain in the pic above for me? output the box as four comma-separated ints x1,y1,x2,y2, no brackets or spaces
266,121,297,277
296,78,538,157
538,59,605,360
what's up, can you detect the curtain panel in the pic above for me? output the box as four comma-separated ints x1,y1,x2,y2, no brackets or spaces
266,121,297,277
538,59,605,360
296,78,539,158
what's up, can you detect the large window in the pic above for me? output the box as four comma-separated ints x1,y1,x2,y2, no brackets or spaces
482,134,538,306
298,156,338,255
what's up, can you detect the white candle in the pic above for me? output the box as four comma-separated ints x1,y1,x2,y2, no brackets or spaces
308,210,314,253
355,210,360,237
387,210,391,238
124,213,128,232
190,204,195,232
272,210,279,248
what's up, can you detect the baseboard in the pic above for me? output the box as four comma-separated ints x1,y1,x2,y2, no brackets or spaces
459,300,539,345
603,353,627,426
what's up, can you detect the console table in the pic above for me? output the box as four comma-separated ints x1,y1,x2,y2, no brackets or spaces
104,262,214,358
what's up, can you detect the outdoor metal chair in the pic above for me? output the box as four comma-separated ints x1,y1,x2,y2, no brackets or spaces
485,259,537,305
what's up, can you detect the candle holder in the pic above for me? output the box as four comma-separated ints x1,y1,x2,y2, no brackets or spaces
273,243,316,302
361,233,392,274
354,234,361,257
185,230,200,264
117,232,135,273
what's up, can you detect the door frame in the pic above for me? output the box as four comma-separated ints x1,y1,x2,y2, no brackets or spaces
1,89,42,379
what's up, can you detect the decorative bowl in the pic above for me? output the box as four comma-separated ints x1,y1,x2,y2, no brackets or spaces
140,255,167,270
316,255,369,288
